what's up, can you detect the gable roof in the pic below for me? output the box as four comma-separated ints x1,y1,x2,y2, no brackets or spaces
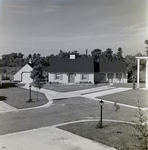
44,57,97,73
99,61,127,72
28,63,34,68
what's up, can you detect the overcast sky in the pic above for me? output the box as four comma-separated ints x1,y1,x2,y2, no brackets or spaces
0,0,148,57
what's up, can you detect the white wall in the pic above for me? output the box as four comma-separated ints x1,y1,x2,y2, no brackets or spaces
96,72,127,83
48,73,94,84
49,73,68,84
75,73,94,84
14,64,32,82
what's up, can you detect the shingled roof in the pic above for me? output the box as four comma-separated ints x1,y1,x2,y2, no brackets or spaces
99,61,127,72
44,57,98,73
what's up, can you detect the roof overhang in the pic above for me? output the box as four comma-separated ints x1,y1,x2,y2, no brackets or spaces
136,57,148,60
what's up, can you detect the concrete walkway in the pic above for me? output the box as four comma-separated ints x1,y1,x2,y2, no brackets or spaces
0,84,132,150
0,102,17,113
0,85,132,113
0,126,116,150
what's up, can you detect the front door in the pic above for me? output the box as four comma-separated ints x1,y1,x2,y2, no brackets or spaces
69,74,75,83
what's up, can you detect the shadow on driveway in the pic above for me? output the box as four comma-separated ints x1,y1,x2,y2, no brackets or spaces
0,96,7,101
0,82,17,88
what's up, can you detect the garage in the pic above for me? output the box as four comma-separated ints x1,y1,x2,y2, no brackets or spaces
22,72,33,83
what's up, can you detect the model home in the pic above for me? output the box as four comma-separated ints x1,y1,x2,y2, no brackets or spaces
44,55,98,84
44,55,127,84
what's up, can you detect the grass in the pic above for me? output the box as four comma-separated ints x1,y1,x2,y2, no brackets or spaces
58,121,144,150
98,89,148,108
43,83,108,92
0,82,48,109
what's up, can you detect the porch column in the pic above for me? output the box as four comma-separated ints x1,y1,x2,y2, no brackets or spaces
121,73,123,83
146,59,148,89
106,73,108,82
137,59,140,89
114,73,116,83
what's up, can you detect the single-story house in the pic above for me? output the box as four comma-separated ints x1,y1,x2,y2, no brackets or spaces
14,55,127,84
44,55,127,84
44,55,99,84
13,62,33,83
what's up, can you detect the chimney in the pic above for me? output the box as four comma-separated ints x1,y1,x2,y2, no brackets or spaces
70,54,76,59
29,58,32,64
86,49,88,57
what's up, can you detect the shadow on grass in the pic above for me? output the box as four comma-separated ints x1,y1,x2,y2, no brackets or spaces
0,82,17,88
0,96,7,101
96,121,123,129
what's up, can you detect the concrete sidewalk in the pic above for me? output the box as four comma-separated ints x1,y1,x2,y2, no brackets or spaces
0,126,116,150
0,85,132,113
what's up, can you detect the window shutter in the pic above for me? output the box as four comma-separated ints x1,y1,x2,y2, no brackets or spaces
60,74,63,80
87,74,89,80
54,74,56,80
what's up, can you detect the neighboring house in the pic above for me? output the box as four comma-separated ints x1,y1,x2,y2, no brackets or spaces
44,55,99,84
95,61,128,83
13,63,33,83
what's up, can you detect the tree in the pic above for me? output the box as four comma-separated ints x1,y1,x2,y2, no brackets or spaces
104,48,113,61
30,57,47,101
145,39,148,56
30,63,45,101
58,50,65,57
112,53,117,62
91,49,102,61
116,47,124,61
125,53,145,81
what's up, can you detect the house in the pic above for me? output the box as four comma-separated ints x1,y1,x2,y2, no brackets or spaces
13,62,33,83
95,61,128,83
44,55,127,84
44,55,99,84
14,55,127,84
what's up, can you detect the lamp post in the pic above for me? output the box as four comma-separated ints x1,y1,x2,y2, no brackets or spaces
29,84,32,102
99,100,104,128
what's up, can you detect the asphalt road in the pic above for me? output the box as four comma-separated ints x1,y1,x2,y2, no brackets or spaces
0,96,139,135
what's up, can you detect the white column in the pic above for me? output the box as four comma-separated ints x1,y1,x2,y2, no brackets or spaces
137,59,140,89
113,73,116,83
121,73,123,83
106,73,108,82
146,59,148,89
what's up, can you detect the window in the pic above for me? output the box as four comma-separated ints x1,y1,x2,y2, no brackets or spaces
107,73,114,79
116,73,122,79
55,74,61,80
81,74,89,80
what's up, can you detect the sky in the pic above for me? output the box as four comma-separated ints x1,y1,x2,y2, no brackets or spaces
0,0,148,57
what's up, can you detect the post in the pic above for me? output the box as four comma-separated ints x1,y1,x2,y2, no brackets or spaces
28,84,32,102
100,105,102,128
99,100,104,128
137,59,140,89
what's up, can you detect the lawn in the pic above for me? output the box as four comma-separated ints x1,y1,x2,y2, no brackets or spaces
0,82,48,109
43,83,107,92
98,89,148,108
58,121,145,150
